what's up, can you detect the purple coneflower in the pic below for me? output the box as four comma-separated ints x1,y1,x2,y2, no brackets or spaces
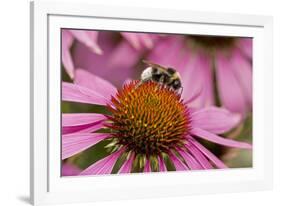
62,69,252,176
147,35,252,116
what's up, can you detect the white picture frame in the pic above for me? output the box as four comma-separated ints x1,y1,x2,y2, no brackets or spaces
30,0,273,205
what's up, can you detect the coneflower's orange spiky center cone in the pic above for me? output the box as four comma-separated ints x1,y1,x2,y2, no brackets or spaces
106,81,191,156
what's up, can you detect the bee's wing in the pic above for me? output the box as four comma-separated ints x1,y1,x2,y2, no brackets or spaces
142,60,167,71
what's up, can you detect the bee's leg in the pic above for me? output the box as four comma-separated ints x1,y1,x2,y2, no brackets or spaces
158,75,165,84
134,79,149,90
134,81,142,90
152,75,165,92
178,87,183,96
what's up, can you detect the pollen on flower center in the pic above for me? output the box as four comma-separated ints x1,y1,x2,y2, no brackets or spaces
106,81,190,156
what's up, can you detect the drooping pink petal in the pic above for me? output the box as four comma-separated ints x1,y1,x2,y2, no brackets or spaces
62,163,81,176
169,152,189,171
62,30,75,79
185,85,203,104
147,36,186,68
186,143,213,169
216,52,249,115
181,52,214,108
74,69,117,99
178,149,203,170
106,40,143,77
158,156,167,172
69,30,103,55
80,148,124,175
118,153,135,174
143,158,151,172
87,31,101,49
190,107,241,134
191,127,252,149
121,32,156,50
237,38,253,59
189,138,227,169
62,82,110,105
62,30,74,48
228,50,252,106
62,113,106,127
121,33,141,49
138,33,154,49
62,133,109,159
62,50,75,79
62,120,104,135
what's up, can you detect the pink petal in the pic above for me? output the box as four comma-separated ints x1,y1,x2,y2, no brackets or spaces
62,120,104,135
62,113,106,127
185,85,203,104
80,148,124,175
62,133,109,159
121,33,141,49
216,52,250,115
158,156,167,172
138,33,154,49
237,38,253,59
62,49,75,79
178,149,203,170
62,82,110,105
106,40,143,76
189,139,227,169
229,50,252,105
121,32,157,49
143,158,151,172
87,31,99,43
190,107,241,134
181,52,214,108
147,36,185,67
186,143,213,169
62,163,81,176
62,30,75,79
118,153,135,174
169,152,189,171
69,30,103,55
191,127,252,149
74,69,117,99
62,30,74,48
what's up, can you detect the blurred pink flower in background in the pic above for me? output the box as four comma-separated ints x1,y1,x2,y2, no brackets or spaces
62,69,251,176
62,30,158,86
147,35,252,116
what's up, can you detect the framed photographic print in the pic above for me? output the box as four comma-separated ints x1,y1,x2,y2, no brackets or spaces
30,0,273,205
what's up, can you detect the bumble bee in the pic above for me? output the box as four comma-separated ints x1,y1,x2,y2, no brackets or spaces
137,60,183,94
